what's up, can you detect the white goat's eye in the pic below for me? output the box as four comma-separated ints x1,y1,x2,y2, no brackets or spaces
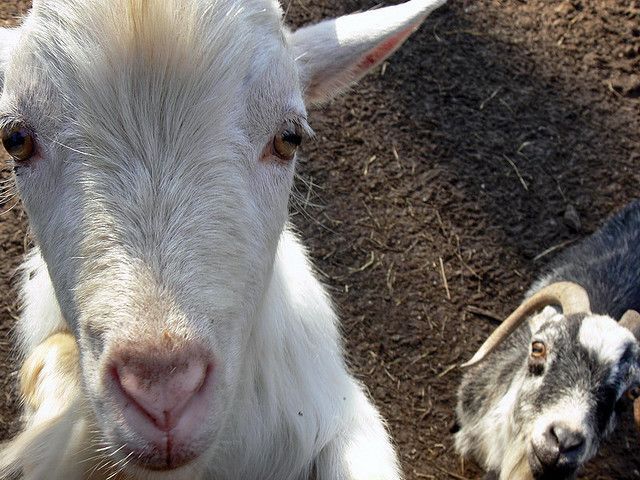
1,124,36,164
272,128,302,162
531,341,547,359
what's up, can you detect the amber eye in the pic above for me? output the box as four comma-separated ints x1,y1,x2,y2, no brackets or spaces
627,386,640,400
531,341,547,359
272,128,302,162
2,124,35,163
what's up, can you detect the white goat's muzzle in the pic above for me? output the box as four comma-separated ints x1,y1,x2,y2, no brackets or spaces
105,339,215,470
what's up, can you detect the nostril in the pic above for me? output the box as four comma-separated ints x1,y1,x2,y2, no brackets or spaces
112,358,209,431
543,425,560,449
552,425,585,455
536,426,561,467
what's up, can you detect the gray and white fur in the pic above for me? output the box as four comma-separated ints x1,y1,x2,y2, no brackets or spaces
454,200,640,480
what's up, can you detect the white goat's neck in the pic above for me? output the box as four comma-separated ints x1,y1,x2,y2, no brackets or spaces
211,228,351,477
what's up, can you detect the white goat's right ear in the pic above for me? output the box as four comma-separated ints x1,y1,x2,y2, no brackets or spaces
290,0,446,105
0,27,21,90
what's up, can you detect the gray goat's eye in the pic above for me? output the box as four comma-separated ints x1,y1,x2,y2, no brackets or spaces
627,386,640,400
531,341,547,359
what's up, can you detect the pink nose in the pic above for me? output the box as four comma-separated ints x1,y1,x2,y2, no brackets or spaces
113,356,209,431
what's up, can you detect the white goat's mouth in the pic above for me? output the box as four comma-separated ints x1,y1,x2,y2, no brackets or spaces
99,350,217,471
106,394,213,471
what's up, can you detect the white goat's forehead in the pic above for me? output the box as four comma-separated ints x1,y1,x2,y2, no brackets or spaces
578,315,635,365
25,0,286,80
29,0,285,59
6,0,297,149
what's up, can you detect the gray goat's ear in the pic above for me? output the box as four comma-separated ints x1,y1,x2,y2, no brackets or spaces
290,0,446,105
620,310,640,341
0,27,21,90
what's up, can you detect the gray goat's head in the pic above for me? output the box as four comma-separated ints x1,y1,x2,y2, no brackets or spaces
463,282,640,480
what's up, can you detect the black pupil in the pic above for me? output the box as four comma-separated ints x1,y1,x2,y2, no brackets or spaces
5,130,26,150
282,131,302,146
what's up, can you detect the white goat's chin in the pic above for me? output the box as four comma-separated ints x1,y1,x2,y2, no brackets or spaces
103,424,214,477
108,424,211,472
121,450,209,479
115,432,204,470
123,444,203,471
107,401,215,472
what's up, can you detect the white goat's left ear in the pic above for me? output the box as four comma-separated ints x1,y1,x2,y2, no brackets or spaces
0,27,21,90
290,0,446,105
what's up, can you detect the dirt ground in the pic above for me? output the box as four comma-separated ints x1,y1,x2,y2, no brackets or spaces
0,0,639,479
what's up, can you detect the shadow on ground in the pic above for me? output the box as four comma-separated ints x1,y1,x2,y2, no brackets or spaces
0,1,638,479
291,1,639,479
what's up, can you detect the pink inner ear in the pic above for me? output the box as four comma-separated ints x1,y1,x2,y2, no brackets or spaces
356,21,422,72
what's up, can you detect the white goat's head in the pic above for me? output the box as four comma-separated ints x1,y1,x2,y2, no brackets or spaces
0,0,444,473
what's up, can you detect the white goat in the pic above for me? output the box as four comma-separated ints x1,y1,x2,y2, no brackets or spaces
0,0,446,479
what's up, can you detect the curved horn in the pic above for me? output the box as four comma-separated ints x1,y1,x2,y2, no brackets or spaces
462,281,590,368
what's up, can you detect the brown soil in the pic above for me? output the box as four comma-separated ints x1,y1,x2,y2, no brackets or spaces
1,1,639,479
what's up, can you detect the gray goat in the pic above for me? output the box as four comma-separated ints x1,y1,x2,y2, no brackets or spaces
454,200,640,480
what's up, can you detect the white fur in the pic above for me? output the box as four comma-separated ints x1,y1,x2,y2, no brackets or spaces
455,371,535,480
579,315,636,367
16,249,67,355
0,27,20,89
529,392,597,467
0,0,445,478
527,305,561,332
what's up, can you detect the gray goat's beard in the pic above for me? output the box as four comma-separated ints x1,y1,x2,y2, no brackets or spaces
500,436,534,480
